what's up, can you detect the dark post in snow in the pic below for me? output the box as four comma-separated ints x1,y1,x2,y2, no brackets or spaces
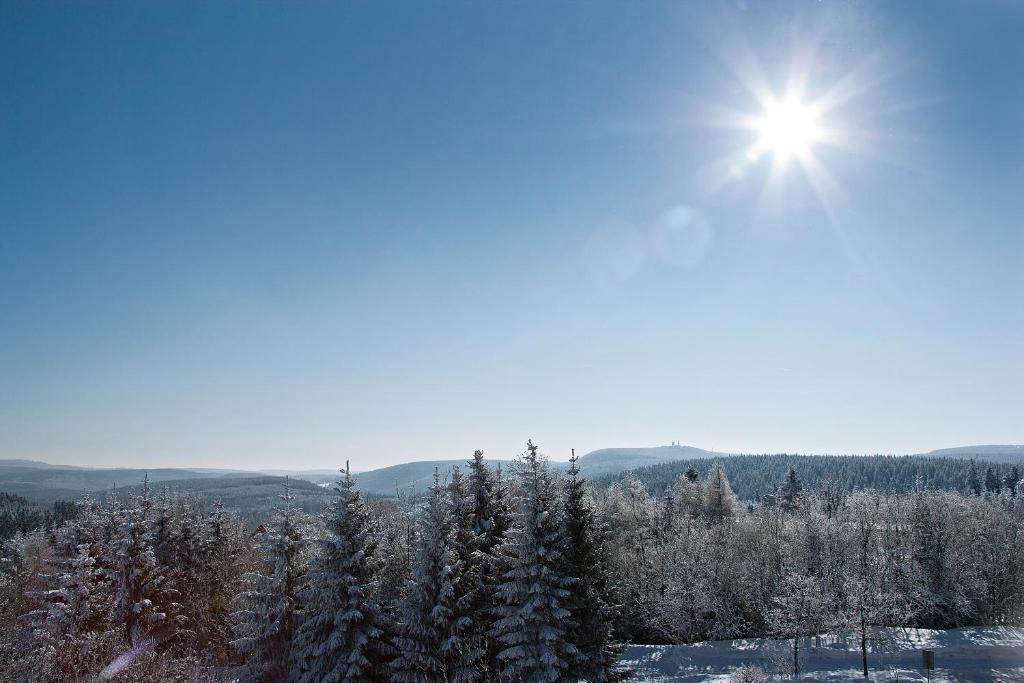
922,650,935,682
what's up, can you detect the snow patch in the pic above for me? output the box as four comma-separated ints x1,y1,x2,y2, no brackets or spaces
621,627,1024,682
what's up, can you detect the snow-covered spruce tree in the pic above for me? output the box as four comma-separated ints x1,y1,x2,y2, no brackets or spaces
449,465,488,678
1005,466,1021,497
467,450,510,563
466,449,510,681
966,461,983,495
198,498,246,659
232,479,307,683
99,490,124,548
170,495,204,590
448,465,478,592
292,464,390,683
779,467,803,513
559,450,626,682
373,487,417,618
391,469,481,683
24,539,114,677
105,480,185,648
491,440,578,683
2,531,58,680
151,487,177,567
984,465,1003,494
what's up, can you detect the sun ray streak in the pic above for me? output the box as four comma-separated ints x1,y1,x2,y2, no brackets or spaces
799,152,874,272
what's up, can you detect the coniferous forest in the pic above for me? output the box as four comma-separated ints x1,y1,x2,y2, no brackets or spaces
0,444,1022,681
598,453,1022,501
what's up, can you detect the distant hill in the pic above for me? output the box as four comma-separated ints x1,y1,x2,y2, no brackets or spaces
576,445,720,478
0,459,336,523
918,445,1024,463
259,468,347,479
0,458,89,470
0,462,258,502
349,459,510,496
344,446,720,496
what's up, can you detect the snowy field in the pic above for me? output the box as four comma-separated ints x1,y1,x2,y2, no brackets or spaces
620,627,1024,682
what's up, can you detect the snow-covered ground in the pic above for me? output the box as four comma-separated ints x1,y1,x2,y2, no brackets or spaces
620,627,1024,682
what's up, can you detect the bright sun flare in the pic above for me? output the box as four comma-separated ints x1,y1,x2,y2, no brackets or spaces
702,44,881,211
755,96,823,162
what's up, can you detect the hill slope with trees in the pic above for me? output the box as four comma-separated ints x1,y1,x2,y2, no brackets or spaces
599,453,1021,501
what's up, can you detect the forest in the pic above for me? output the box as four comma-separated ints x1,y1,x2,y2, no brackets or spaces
1,444,1022,681
599,453,1022,501
0,493,79,544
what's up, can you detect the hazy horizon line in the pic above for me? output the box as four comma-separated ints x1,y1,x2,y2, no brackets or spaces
3,441,1020,473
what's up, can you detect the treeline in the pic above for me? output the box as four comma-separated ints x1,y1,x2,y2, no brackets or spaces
599,453,1022,501
1,447,1022,681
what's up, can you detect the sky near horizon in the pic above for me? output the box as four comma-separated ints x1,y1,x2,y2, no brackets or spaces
1,2,1022,471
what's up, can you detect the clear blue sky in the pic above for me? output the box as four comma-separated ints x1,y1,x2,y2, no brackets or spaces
2,2,1021,470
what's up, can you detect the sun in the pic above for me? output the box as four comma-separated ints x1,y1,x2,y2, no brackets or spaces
755,96,823,163
696,39,889,222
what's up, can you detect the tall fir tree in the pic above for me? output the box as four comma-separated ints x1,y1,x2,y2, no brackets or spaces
292,464,390,683
984,465,1003,494
391,469,481,683
23,528,115,678
780,467,803,513
179,498,205,579
491,441,578,682
1005,466,1021,497
105,479,184,648
559,450,626,682
231,480,307,683
448,465,478,593
198,499,245,659
449,465,488,679
466,450,509,681
967,461,983,496
151,488,176,567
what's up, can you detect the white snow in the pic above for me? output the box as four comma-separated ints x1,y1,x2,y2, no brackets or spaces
619,627,1024,682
